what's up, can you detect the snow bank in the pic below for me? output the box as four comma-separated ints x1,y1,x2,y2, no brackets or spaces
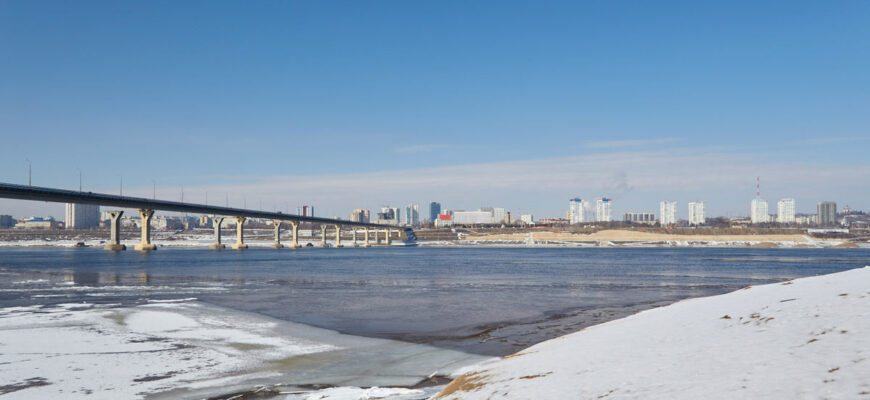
0,300,334,399
435,266,870,399
284,386,429,400
0,299,489,399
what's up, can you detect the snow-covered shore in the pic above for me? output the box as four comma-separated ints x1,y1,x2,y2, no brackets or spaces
0,299,487,399
435,266,870,399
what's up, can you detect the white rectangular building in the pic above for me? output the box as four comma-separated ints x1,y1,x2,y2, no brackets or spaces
688,201,705,225
777,199,795,223
751,198,769,223
492,207,505,224
65,203,100,229
595,198,612,222
660,201,677,225
568,198,584,224
452,210,494,225
520,214,534,225
624,212,656,225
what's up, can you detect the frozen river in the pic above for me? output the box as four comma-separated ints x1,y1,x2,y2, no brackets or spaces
1,247,868,398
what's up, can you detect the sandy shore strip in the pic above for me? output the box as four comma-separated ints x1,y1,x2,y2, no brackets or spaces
435,266,870,399
465,229,815,243
459,229,864,248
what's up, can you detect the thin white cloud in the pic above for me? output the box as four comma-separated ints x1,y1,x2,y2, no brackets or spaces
794,136,868,146
139,149,870,215
3,148,868,219
586,137,679,149
393,144,450,153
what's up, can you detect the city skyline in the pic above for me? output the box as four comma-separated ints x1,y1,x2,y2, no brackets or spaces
0,181,860,226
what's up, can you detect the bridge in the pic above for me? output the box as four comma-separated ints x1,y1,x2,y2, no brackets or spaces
0,182,415,251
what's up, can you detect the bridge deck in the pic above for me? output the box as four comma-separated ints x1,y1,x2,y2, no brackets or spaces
0,182,398,230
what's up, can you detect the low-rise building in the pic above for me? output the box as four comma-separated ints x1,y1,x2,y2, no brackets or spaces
624,212,656,225
434,214,453,228
452,210,493,225
537,217,568,225
16,216,60,229
121,217,141,228
795,214,818,225
0,215,14,228
520,214,534,225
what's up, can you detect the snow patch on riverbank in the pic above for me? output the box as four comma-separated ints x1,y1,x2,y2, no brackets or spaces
0,300,334,399
0,299,489,399
435,266,870,399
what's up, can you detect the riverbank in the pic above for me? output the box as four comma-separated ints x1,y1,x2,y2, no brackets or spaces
3,247,868,399
451,229,865,248
0,299,487,399
435,266,870,399
0,228,865,249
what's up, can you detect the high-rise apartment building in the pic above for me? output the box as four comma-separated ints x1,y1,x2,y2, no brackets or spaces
659,201,677,225
817,201,837,226
751,198,769,223
750,177,769,224
350,208,370,223
492,207,505,224
404,204,419,226
688,202,705,225
776,199,796,224
297,205,315,217
568,198,584,224
595,198,612,222
376,206,399,225
65,203,100,229
429,202,441,223
0,215,14,228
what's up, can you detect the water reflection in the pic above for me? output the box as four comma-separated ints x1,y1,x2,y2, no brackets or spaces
62,270,151,285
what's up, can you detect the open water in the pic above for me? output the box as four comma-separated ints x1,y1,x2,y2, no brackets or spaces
2,246,868,356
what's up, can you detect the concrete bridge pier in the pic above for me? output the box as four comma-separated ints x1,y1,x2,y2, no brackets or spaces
210,217,225,249
386,228,392,246
334,224,343,248
288,221,300,249
232,216,248,250
363,227,370,247
134,209,157,251
104,210,126,251
272,221,283,249
352,229,359,247
320,225,328,247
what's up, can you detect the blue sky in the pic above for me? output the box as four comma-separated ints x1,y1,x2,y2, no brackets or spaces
1,1,868,219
